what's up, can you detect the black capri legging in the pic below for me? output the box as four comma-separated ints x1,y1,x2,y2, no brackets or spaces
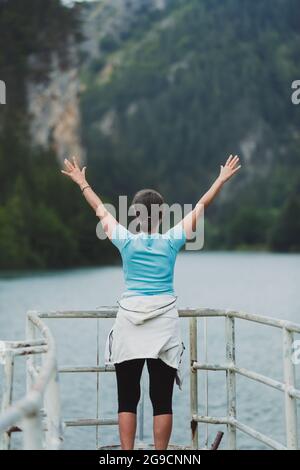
115,358,177,416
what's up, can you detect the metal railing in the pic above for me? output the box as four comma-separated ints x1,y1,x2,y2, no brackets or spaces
0,308,299,449
0,313,62,450
188,309,300,450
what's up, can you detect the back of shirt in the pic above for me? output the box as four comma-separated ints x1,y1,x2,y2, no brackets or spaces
111,223,186,297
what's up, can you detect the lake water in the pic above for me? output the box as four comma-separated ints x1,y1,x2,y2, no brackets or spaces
0,252,299,450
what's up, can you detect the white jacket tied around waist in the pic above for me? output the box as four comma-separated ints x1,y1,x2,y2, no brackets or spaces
104,294,185,390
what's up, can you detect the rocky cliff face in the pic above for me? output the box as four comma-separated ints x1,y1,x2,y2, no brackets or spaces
25,0,168,165
27,48,85,164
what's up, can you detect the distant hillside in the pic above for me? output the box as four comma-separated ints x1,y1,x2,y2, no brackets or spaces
0,0,115,269
81,0,300,251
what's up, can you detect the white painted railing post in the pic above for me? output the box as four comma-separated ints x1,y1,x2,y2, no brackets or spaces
23,408,43,450
26,315,35,392
0,349,14,450
190,317,198,449
225,315,237,449
282,328,298,449
44,367,63,449
23,314,44,450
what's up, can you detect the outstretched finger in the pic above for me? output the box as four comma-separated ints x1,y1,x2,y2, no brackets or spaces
64,158,74,171
232,164,242,174
72,156,79,169
61,170,70,176
230,155,239,168
226,154,233,166
82,166,87,178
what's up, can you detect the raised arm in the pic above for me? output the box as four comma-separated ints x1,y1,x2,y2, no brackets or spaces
182,155,241,239
61,157,118,239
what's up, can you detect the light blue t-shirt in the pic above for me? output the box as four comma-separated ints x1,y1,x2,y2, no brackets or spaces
111,223,186,297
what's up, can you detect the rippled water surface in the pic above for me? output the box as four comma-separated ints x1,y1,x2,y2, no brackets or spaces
0,252,299,449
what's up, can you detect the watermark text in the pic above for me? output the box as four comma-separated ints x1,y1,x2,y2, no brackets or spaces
291,80,300,105
95,197,205,251
0,80,6,104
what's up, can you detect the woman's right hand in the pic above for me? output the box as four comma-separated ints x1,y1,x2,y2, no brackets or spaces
218,155,241,183
61,157,87,188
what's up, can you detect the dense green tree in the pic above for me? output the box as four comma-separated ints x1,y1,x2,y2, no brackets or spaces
0,0,112,269
270,189,300,252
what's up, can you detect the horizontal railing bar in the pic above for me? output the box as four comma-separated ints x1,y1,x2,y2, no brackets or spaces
38,309,118,319
230,310,300,333
193,414,229,425
10,346,48,357
64,418,118,427
0,339,46,349
59,365,115,373
36,309,300,333
232,419,287,450
193,362,228,371
61,363,300,397
192,361,300,398
290,387,300,400
180,309,228,318
37,308,226,319
192,415,287,450
234,366,286,393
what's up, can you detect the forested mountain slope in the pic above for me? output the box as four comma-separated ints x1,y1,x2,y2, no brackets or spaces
81,0,300,251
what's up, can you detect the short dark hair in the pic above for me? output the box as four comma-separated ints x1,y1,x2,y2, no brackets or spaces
132,189,164,232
